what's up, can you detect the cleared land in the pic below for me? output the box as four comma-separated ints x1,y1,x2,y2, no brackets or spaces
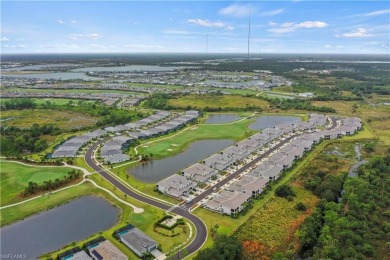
168,95,269,110
0,161,73,206
0,109,98,130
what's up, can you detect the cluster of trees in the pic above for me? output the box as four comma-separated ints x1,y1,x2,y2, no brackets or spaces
275,184,296,198
22,170,81,197
1,98,36,110
264,97,336,113
195,234,243,260
0,124,58,156
304,170,347,202
142,93,172,110
298,154,390,259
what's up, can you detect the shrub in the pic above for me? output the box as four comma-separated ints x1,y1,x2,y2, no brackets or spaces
275,184,296,198
296,202,307,211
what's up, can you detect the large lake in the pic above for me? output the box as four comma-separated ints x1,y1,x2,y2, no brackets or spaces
127,139,234,183
2,72,102,81
249,115,301,130
0,196,119,259
205,114,242,124
73,65,187,72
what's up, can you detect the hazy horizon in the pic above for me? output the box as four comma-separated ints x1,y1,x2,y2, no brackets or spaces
2,1,389,54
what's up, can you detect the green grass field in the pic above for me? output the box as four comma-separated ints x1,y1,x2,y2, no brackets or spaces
0,109,98,130
168,95,269,110
0,161,74,206
138,117,256,159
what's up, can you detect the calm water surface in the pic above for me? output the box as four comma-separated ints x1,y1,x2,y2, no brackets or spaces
205,114,242,124
249,115,301,130
0,196,119,259
128,139,234,182
73,65,187,72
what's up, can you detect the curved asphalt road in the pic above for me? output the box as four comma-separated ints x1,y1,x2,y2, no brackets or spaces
85,116,338,258
85,142,206,259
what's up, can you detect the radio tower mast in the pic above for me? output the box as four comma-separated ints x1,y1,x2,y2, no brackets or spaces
247,9,251,59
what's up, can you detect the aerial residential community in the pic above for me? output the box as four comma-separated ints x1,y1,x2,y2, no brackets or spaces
1,1,390,260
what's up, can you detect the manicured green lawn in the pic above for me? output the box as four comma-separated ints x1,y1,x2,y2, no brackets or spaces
138,117,257,159
0,161,74,206
1,182,92,226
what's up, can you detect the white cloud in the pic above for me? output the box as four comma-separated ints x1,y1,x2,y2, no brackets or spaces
269,27,296,34
187,19,226,28
268,21,328,34
68,33,102,40
281,22,295,27
297,21,328,28
354,9,390,17
225,25,235,31
1,37,10,42
268,21,278,26
57,19,64,24
70,20,77,24
218,4,254,18
324,44,331,48
259,9,285,17
339,28,373,38
364,9,390,16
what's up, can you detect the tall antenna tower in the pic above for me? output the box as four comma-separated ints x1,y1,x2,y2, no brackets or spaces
247,9,251,59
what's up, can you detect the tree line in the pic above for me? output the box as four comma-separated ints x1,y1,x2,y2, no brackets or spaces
298,154,390,259
0,124,61,156
22,169,81,197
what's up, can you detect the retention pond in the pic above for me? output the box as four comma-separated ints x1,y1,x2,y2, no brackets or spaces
249,115,301,130
0,196,119,259
127,139,234,183
205,114,242,124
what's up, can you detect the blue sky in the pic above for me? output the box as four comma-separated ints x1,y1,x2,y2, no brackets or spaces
1,1,389,54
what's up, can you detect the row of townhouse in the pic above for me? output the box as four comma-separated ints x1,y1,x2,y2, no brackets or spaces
100,136,134,164
248,117,362,181
51,129,106,158
99,110,200,164
156,114,329,204
208,116,361,215
52,110,199,159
